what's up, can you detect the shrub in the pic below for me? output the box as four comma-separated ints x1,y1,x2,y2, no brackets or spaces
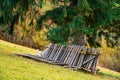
99,48,120,72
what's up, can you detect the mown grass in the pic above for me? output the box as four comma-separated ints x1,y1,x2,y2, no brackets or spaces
0,40,36,54
0,39,120,80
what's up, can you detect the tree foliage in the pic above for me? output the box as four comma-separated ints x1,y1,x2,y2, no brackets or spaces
0,0,120,47
37,0,120,47
0,0,35,34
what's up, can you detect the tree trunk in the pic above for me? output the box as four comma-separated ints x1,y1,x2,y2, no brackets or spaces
70,0,78,6
74,32,86,46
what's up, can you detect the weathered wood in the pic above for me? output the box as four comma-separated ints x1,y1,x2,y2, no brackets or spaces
69,46,80,66
77,54,85,69
91,55,99,69
60,46,70,62
42,44,52,58
17,44,100,74
66,45,76,64
56,50,63,62
64,45,74,63
52,45,62,60
72,52,80,67
54,46,64,62
84,54,90,68
59,46,67,62
87,55,94,69
72,46,84,67
48,44,58,60
45,44,54,59
82,56,96,65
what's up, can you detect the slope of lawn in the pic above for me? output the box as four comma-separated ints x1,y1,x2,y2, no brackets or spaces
0,39,120,80
0,39,36,54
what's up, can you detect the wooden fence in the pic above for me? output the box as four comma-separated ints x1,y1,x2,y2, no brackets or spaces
23,44,100,74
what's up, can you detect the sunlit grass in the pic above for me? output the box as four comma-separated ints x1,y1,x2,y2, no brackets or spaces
0,39,120,80
0,39,36,54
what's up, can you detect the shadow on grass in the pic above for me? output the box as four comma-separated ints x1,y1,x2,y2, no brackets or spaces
76,69,120,80
98,72,120,80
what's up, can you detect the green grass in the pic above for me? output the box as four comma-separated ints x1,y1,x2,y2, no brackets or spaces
0,39,120,80
0,39,36,54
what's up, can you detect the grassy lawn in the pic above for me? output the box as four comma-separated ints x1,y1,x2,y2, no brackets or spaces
0,40,36,54
0,39,120,80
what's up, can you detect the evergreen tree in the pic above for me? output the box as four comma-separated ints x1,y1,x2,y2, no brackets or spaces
0,0,120,47
37,0,120,47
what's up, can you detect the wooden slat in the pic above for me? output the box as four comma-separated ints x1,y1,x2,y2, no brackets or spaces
50,45,60,60
82,56,96,65
76,46,86,68
91,55,99,69
48,44,59,60
72,46,84,67
63,47,70,63
72,52,81,67
54,45,64,61
77,54,85,69
64,45,74,63
60,45,70,62
66,45,76,64
45,44,54,59
69,45,80,66
42,44,52,58
54,46,65,62
87,55,94,69
84,54,90,68
52,45,62,60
